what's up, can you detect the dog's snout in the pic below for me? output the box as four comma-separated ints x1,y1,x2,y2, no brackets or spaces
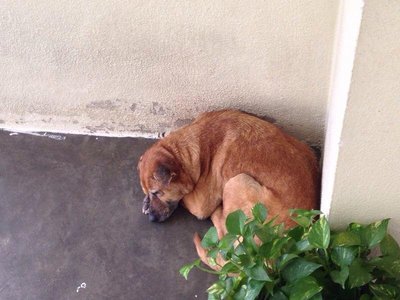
142,195,150,215
143,193,179,222
148,213,159,222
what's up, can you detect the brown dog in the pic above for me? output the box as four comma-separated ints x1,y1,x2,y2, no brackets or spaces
137,110,319,265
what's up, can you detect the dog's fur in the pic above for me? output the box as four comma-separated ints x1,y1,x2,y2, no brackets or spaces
138,110,320,267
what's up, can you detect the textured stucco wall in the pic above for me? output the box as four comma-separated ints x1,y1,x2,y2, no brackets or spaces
326,0,400,239
0,1,338,144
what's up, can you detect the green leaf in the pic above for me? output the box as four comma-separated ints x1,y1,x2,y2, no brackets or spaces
220,261,239,274
242,227,258,254
254,219,280,243
308,216,330,249
295,239,314,252
289,276,322,300
280,285,291,296
369,256,400,278
234,243,247,256
331,231,361,247
331,246,356,267
244,279,265,300
233,285,247,300
259,237,291,259
359,295,371,300
207,281,225,296
232,275,244,290
308,293,323,300
287,226,305,241
201,227,219,248
238,253,255,268
245,263,271,282
252,203,267,223
245,219,258,236
264,281,276,295
381,234,400,258
207,293,219,300
221,277,235,298
277,254,298,270
361,218,390,248
291,215,311,228
290,209,321,227
330,266,349,289
271,291,289,300
348,258,373,288
179,259,200,280
226,210,247,235
369,283,398,299
207,247,219,259
282,258,322,283
348,222,363,231
218,233,237,251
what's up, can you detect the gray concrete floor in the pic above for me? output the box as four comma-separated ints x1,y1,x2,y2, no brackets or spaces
0,130,215,300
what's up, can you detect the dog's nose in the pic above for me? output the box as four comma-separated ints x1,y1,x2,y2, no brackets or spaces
148,213,159,222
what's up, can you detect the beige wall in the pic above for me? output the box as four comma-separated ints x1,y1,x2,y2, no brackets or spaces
0,0,338,144
2,0,400,239
324,0,400,239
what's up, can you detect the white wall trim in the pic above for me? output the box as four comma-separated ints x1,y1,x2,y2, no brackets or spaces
1,127,163,140
321,0,365,216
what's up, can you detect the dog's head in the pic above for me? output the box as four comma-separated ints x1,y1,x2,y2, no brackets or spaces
137,145,194,222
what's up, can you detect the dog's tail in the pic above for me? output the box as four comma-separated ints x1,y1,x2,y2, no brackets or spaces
193,232,225,272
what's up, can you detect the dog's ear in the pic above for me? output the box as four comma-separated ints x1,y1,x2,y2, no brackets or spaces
153,161,179,186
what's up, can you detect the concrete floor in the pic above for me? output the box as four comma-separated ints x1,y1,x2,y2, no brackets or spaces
0,130,215,300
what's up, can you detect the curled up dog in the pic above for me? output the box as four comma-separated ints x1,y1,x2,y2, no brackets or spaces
137,110,320,269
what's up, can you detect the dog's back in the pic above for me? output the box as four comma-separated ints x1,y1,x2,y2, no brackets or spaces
186,109,320,216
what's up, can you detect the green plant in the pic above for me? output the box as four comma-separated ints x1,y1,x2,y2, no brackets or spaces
180,204,400,299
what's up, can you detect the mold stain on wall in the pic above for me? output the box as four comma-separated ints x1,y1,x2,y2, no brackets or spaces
151,102,166,115
86,100,119,110
174,118,193,127
86,123,116,134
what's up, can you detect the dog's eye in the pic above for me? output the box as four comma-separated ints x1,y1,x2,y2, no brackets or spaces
151,190,163,197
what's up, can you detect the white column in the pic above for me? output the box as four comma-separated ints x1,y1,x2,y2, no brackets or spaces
322,0,400,239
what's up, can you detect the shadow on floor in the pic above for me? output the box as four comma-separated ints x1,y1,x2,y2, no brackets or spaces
0,131,215,300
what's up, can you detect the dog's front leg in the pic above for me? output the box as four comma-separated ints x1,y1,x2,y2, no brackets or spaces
210,206,226,239
182,189,221,220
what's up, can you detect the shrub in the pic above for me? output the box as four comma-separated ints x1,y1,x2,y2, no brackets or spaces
180,204,400,299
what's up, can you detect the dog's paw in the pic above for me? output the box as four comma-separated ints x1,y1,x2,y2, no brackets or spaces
142,196,150,215
193,232,202,245
193,232,206,258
